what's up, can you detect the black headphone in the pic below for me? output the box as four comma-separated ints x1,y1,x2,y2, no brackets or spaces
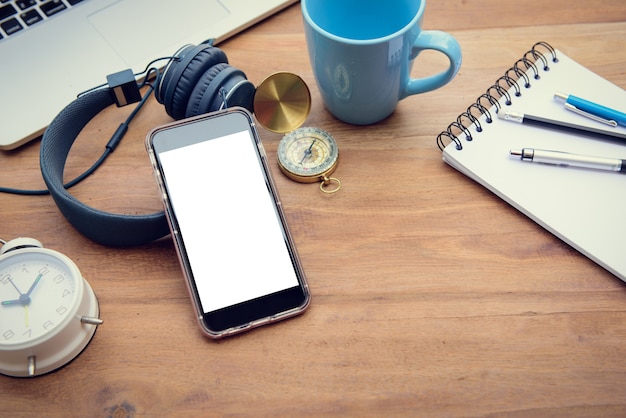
155,43,255,119
40,42,256,247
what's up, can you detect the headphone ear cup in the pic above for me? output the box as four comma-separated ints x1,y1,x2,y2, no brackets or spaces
157,45,228,120
185,63,229,118
186,66,256,118
218,72,256,113
154,44,195,105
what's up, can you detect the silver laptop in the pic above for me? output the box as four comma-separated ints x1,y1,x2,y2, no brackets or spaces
0,0,298,150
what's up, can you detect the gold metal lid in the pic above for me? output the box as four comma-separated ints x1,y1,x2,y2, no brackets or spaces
253,72,311,133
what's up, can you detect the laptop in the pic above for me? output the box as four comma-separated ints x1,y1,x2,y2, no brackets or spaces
0,0,298,150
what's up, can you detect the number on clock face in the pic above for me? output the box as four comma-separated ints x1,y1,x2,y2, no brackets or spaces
0,252,77,345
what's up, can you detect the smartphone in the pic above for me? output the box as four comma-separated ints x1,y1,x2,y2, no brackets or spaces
146,108,310,338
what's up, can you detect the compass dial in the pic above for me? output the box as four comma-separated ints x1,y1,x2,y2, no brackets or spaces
277,127,339,183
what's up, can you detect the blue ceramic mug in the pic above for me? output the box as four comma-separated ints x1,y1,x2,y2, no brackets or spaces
302,0,462,125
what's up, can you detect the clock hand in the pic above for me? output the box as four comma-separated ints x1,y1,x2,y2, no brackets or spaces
300,139,317,164
1,273,45,306
1,295,31,328
1,298,23,306
25,273,43,297
1,276,30,305
1,294,31,306
6,276,25,296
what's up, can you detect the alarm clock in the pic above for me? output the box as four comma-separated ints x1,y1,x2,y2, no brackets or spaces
0,238,102,377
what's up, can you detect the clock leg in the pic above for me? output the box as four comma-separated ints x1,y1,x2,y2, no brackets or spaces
28,355,35,376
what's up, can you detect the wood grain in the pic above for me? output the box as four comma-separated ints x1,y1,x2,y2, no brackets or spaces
1,2,626,417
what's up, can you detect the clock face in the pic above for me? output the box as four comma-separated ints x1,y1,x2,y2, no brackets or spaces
0,250,80,346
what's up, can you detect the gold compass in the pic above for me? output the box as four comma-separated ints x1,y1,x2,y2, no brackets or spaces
254,72,341,193
277,127,340,193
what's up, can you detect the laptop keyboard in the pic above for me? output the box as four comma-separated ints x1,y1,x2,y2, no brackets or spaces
0,0,86,39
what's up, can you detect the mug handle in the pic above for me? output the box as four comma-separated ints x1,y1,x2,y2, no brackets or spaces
403,30,462,98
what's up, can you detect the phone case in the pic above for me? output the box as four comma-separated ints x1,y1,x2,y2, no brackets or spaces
145,108,310,339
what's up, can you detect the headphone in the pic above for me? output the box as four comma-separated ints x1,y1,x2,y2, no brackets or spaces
155,43,255,119
40,42,256,247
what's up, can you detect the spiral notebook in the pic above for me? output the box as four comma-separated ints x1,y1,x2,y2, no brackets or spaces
437,42,626,282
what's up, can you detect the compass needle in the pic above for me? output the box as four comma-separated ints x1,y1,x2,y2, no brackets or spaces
300,139,317,163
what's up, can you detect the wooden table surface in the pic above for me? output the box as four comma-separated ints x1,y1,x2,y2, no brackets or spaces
2,1,626,416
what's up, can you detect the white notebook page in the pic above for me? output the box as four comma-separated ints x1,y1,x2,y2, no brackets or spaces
442,49,626,281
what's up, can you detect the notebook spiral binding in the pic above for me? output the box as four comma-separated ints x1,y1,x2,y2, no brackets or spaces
436,41,559,151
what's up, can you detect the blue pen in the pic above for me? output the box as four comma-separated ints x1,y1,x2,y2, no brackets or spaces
555,92,626,127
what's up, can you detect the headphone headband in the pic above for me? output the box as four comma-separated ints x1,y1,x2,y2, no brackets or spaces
39,43,255,247
40,88,169,247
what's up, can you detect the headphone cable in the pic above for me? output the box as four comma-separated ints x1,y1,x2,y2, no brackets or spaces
0,84,154,196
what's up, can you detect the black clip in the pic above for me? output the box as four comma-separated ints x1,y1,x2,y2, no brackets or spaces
107,69,141,107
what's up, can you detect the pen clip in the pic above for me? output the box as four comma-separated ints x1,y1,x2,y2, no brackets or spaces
564,103,618,127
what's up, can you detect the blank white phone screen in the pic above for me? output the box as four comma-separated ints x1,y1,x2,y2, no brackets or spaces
158,130,299,312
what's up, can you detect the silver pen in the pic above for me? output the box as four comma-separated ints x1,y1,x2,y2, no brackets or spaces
510,148,626,173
